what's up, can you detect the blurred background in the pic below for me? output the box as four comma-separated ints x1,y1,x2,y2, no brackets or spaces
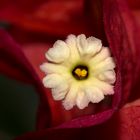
0,74,39,140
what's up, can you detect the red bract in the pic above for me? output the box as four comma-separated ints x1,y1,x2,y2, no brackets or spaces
0,0,92,37
0,0,140,139
14,99,140,140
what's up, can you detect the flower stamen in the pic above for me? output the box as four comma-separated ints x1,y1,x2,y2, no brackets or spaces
72,65,88,80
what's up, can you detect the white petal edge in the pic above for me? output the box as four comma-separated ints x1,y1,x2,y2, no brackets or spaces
40,62,68,75
42,74,67,88
77,34,87,55
63,83,79,110
89,47,111,65
90,78,114,95
85,86,104,103
45,40,70,63
66,34,80,63
76,91,89,109
98,70,116,84
51,83,69,100
77,35,102,56
91,57,116,75
86,36,102,55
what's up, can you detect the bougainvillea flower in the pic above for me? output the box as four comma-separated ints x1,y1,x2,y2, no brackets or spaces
0,0,140,139
40,34,116,110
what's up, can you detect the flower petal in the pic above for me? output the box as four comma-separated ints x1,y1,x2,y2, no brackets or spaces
40,62,68,75
76,91,89,109
77,34,88,55
42,74,66,88
85,86,104,103
92,57,115,74
89,47,111,65
77,35,102,56
66,34,77,47
91,78,114,95
86,36,102,55
63,83,79,110
66,34,80,63
52,83,69,101
45,40,69,63
98,70,116,84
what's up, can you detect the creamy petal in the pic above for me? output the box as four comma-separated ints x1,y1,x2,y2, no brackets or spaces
52,83,69,100
86,36,102,55
77,35,102,56
66,34,77,48
40,62,68,75
85,86,104,103
63,83,79,110
76,91,89,109
45,40,70,63
89,47,111,65
66,34,80,63
42,74,66,88
90,78,114,95
92,57,115,75
98,70,116,84
77,34,88,56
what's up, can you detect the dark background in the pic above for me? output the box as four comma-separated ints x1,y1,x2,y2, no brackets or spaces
0,74,39,140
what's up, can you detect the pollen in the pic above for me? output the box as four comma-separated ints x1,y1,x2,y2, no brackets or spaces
72,65,88,80
74,68,87,77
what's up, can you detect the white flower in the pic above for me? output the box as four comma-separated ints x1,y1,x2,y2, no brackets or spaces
40,34,116,110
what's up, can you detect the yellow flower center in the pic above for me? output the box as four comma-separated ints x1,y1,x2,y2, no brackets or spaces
74,68,87,77
72,65,88,80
